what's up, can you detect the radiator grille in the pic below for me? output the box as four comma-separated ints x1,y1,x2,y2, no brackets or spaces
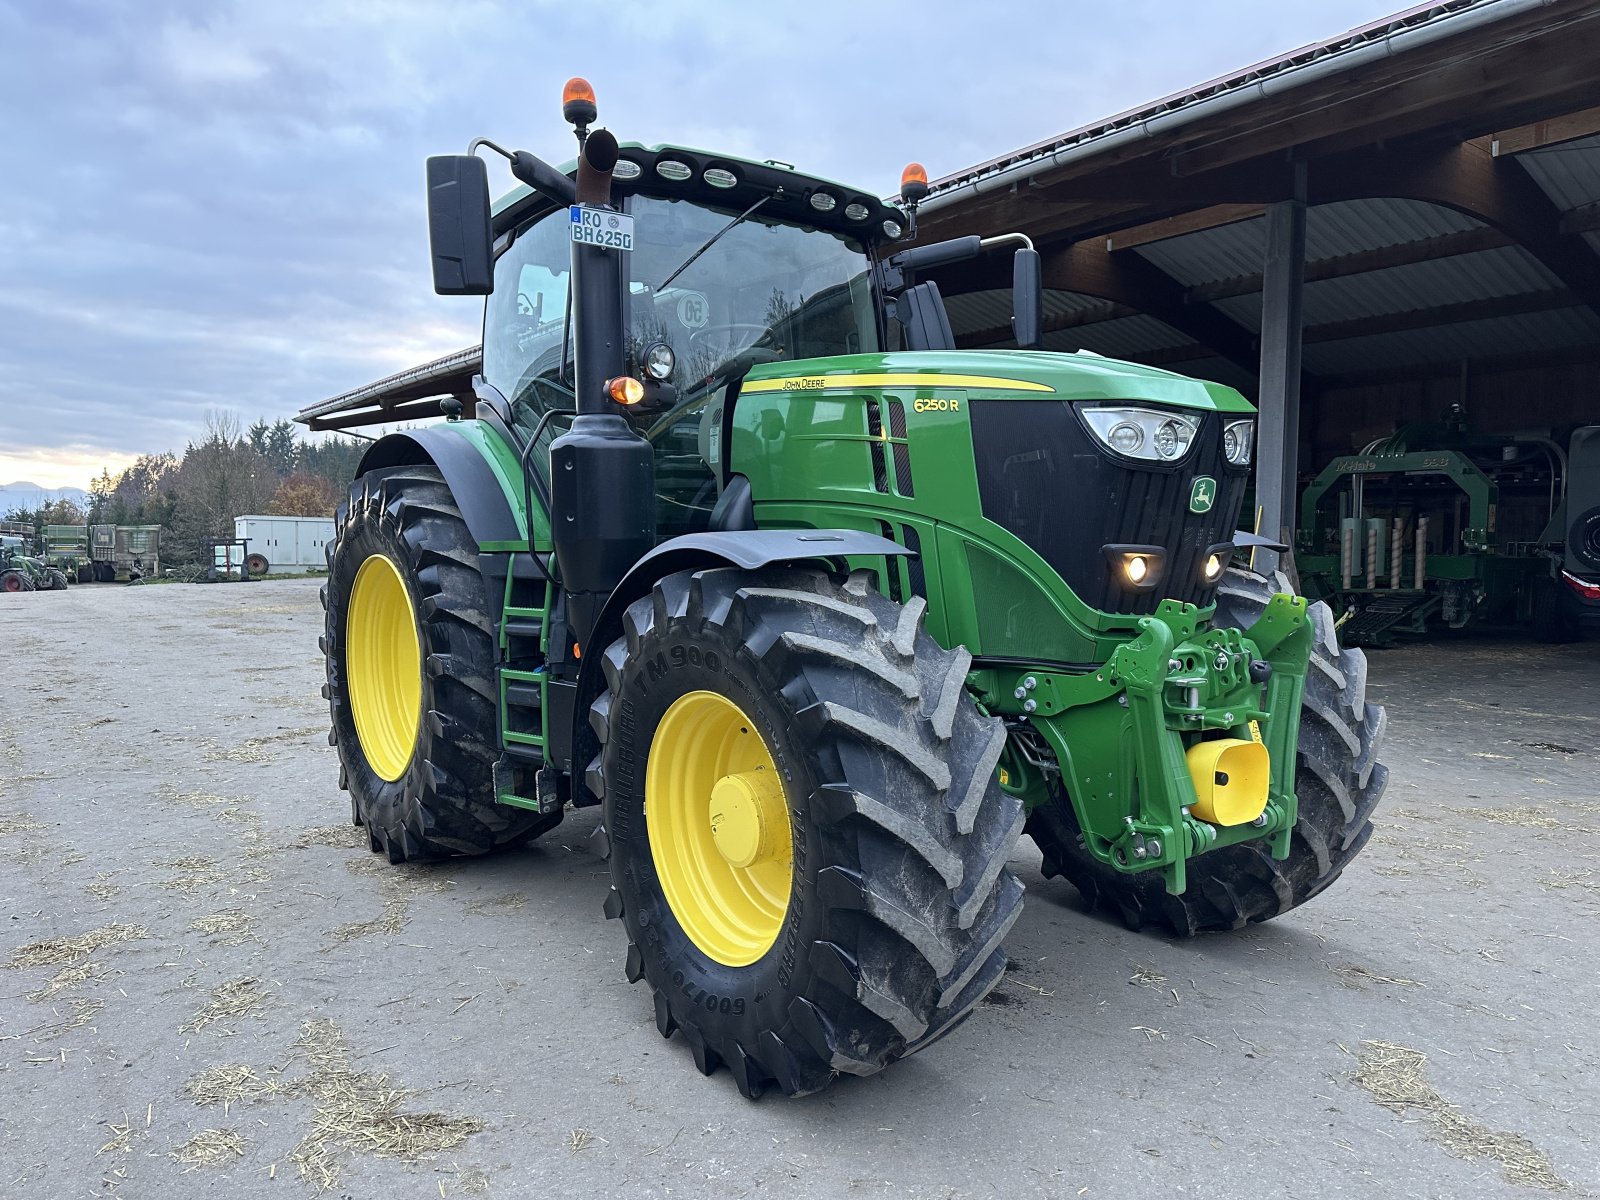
969,401,1247,616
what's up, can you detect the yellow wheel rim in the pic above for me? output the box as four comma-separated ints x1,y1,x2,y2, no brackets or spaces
346,553,422,782
646,691,793,967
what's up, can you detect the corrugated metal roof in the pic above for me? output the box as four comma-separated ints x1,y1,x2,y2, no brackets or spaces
296,346,481,423
1059,314,1192,358
1515,133,1600,210
1135,198,1483,287
1304,197,1483,257
922,1,1497,199
1211,244,1563,331
1302,305,1600,374
1135,218,1267,286
944,288,1115,337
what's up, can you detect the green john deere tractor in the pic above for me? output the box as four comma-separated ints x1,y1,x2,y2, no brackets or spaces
318,80,1387,1098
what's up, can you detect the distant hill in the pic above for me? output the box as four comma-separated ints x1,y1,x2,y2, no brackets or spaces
0,481,92,509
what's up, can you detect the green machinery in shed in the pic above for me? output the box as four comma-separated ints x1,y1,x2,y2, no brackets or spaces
307,79,1389,1097
1297,408,1599,644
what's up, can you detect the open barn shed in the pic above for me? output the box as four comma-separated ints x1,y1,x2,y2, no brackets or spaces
302,0,1600,642
914,0,1600,633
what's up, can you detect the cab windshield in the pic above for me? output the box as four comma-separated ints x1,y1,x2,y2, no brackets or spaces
624,194,879,386
483,193,880,537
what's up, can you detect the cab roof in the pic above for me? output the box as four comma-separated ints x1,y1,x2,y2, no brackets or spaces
491,141,903,245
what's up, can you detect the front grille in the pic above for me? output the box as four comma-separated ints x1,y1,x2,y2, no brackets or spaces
969,400,1248,615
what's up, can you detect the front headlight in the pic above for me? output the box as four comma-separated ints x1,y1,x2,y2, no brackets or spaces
1080,407,1199,463
1223,419,1255,465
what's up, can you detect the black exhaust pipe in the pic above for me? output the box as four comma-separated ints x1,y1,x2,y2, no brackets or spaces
549,126,655,658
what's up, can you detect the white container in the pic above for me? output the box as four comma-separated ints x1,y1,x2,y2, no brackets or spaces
234,515,336,573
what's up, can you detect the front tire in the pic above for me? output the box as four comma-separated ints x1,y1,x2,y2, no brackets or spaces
322,465,553,861
1027,567,1388,935
591,567,1024,1098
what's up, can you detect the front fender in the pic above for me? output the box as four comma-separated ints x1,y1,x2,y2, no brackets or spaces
570,528,911,802
357,425,524,548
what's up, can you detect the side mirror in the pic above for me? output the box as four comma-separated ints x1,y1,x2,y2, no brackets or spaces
1012,247,1043,349
426,155,494,296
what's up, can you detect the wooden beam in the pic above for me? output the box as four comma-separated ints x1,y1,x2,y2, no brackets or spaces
1491,104,1600,156
1047,241,1263,378
936,239,1264,377
1561,202,1600,237
1103,204,1265,251
911,158,1293,250
1188,226,1514,302
1304,288,1579,345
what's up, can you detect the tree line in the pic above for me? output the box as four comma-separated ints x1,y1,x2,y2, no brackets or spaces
3,413,367,566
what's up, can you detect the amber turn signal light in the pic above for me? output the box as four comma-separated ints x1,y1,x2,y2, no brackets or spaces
607,376,644,405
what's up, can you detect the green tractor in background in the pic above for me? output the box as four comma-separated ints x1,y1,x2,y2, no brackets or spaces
316,81,1387,1097
0,533,68,593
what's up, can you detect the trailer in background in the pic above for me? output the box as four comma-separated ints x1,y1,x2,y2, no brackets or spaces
90,524,161,582
232,515,335,575
43,524,90,581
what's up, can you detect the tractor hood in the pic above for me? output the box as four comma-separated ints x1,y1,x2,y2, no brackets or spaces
740,351,1255,414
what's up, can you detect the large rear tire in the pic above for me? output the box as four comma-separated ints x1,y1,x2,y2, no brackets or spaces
591,567,1024,1097
1027,567,1388,935
322,465,553,861
1,570,32,593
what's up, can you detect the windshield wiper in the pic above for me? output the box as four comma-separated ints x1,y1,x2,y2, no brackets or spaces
656,190,780,291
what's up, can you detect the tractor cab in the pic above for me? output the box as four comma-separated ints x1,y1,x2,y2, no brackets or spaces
480,149,897,539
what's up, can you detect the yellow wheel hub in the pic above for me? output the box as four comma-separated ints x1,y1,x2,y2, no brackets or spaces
647,691,792,967
346,553,422,782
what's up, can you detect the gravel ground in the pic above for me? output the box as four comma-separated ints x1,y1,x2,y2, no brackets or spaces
1,577,1596,1199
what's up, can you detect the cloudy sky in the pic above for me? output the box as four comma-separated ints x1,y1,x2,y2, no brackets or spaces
0,0,1397,490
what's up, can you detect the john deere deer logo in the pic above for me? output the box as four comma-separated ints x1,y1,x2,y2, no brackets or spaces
1189,476,1216,514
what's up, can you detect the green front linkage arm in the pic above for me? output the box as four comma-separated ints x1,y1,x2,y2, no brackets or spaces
983,592,1311,895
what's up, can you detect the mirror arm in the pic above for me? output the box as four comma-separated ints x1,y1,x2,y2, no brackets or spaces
469,137,577,207
979,231,1035,252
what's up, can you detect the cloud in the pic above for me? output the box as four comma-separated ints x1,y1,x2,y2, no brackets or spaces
0,0,1395,488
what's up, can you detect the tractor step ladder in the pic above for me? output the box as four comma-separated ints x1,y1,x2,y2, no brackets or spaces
494,551,554,810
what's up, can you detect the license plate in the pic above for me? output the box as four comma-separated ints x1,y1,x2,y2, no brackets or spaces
570,205,634,251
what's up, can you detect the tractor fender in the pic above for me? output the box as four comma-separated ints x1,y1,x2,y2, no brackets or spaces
570,528,912,802
357,428,522,548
